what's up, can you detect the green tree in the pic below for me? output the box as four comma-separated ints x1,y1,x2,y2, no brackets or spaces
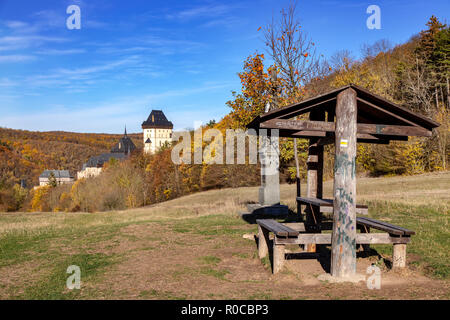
48,172,58,188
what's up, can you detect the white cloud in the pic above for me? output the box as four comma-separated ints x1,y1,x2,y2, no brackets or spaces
4,21,29,29
0,78,19,87
0,82,233,133
0,55,36,63
35,48,86,55
167,4,234,20
55,55,140,76
0,35,68,51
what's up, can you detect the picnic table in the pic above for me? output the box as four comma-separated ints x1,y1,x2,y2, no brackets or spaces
297,197,368,215
257,213,415,274
247,84,437,278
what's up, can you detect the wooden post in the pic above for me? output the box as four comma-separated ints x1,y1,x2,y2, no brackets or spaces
359,225,371,256
305,110,324,252
392,243,407,269
258,225,269,259
331,88,358,278
273,243,285,274
296,177,303,221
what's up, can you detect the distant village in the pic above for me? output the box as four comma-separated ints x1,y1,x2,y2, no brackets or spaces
38,110,173,187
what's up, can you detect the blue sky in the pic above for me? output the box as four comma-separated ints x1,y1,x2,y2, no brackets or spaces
0,0,448,133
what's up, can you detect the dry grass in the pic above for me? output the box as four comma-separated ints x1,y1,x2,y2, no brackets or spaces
0,171,448,299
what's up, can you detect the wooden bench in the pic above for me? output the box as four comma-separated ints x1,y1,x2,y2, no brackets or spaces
297,197,369,215
257,217,414,274
356,217,415,269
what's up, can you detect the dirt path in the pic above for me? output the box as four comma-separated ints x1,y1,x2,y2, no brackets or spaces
88,222,449,300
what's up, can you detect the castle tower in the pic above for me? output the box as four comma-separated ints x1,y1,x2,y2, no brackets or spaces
110,125,136,155
142,110,173,154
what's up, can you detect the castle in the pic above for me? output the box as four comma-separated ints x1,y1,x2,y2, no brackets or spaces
74,109,172,181
142,110,173,154
76,127,136,179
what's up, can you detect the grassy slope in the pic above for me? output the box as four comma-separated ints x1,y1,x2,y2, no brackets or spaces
0,172,448,299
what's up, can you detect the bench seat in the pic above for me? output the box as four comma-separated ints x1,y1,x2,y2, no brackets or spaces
356,217,415,236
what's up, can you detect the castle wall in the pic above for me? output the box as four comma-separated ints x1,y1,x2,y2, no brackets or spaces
77,167,103,180
143,128,173,154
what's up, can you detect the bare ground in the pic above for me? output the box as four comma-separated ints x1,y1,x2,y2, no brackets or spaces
84,222,449,300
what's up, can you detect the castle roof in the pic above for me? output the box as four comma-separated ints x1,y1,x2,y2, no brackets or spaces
110,127,136,154
83,153,127,169
40,170,72,179
142,110,173,129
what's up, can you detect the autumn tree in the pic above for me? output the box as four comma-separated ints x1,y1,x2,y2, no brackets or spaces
226,53,274,128
263,1,325,182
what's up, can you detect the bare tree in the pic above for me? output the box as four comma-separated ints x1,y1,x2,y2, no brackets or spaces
330,49,355,71
263,1,323,182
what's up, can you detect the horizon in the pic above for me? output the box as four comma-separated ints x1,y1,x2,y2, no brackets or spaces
0,0,449,134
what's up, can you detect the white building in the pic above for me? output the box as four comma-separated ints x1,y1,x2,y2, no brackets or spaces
39,170,74,186
142,110,173,154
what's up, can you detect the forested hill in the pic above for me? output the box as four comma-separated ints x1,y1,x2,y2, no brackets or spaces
0,127,143,187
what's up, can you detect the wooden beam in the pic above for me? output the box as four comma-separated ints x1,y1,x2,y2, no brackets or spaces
258,225,269,259
274,233,411,245
273,244,285,274
292,130,326,137
357,97,419,127
311,133,391,145
260,119,432,137
305,110,324,252
331,88,358,278
278,97,336,120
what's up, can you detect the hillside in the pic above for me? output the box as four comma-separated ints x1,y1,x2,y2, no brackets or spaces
0,127,143,188
0,172,448,299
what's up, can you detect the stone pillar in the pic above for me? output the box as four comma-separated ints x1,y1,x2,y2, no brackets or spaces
258,68,281,207
258,130,280,205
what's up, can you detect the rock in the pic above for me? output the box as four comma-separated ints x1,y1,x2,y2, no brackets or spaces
243,233,255,240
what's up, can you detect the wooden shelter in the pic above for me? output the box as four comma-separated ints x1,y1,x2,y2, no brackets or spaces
248,84,439,278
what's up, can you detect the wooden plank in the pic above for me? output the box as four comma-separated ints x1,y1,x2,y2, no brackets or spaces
256,219,299,237
352,84,440,130
356,217,406,236
296,177,302,220
275,233,411,245
319,206,368,215
357,97,419,127
282,222,306,232
279,97,336,120
258,86,347,122
273,244,285,274
357,217,415,235
296,197,368,214
258,225,269,259
305,110,324,246
292,130,327,137
260,119,432,137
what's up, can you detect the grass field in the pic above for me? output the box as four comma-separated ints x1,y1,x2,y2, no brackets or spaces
0,172,449,299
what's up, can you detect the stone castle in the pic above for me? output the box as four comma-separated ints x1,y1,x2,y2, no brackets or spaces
75,109,173,180
77,127,136,179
